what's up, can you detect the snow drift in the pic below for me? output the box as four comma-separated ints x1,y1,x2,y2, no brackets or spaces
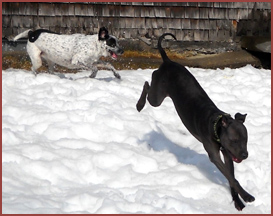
2,65,271,213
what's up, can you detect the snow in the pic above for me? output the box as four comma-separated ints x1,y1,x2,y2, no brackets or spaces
2,65,271,214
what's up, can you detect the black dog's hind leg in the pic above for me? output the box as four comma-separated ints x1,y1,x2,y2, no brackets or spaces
221,148,245,211
136,81,150,112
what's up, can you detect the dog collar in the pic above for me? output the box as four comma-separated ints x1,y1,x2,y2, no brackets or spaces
213,113,230,143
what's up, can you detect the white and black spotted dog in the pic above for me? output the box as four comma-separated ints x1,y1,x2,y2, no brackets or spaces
13,27,124,79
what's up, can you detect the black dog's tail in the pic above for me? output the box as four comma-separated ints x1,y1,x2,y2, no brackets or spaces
158,33,177,62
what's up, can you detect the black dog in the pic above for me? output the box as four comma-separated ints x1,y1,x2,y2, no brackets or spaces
136,33,255,211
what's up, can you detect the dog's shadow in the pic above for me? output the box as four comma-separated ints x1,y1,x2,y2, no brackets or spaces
140,130,228,186
67,75,118,82
35,71,120,83
54,72,73,80
72,76,116,82
97,77,119,82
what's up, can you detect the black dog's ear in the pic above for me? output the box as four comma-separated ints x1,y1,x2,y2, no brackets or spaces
235,113,247,123
98,27,109,41
221,115,230,128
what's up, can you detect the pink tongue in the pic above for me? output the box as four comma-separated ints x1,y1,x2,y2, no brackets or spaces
112,53,117,59
232,156,242,163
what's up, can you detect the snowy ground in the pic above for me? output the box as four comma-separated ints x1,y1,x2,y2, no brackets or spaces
2,65,271,214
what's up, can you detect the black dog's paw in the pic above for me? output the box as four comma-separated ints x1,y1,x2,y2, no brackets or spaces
234,196,245,211
243,194,255,203
235,201,245,211
136,101,144,112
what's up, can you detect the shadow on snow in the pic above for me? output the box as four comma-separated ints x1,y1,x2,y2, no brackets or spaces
140,130,228,187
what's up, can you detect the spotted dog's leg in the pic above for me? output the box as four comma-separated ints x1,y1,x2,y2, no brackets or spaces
71,53,83,67
71,53,98,78
89,65,98,78
27,42,43,76
93,61,121,79
46,60,55,74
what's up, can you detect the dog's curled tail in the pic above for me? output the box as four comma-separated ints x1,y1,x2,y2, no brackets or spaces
158,33,177,62
13,29,32,41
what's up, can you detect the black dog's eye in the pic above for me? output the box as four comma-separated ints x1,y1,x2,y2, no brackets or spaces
230,139,238,145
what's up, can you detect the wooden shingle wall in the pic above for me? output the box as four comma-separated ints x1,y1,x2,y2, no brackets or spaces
2,2,271,42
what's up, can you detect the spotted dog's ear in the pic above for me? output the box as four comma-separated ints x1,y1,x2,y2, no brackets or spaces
98,27,109,41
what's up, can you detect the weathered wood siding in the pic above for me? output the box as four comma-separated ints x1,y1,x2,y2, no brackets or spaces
2,2,271,42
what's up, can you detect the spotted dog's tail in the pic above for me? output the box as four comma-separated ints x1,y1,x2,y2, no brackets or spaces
13,29,57,43
13,29,32,41
158,33,177,62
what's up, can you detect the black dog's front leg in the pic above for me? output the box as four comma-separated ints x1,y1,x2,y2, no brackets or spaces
136,81,150,112
221,148,245,211
207,147,255,210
